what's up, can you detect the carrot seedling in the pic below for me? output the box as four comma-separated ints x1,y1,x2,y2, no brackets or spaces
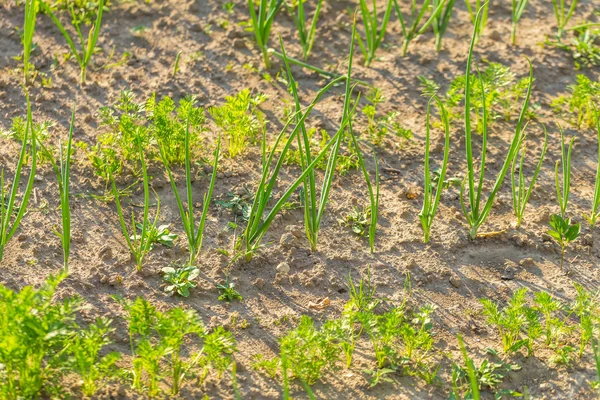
40,0,104,84
419,97,451,243
0,95,37,262
511,125,548,227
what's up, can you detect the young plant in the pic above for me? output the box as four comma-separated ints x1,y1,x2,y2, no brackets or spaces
533,292,570,347
356,0,394,66
419,97,451,243
23,0,38,85
243,29,360,257
40,0,105,84
288,0,323,60
456,335,480,400
571,283,597,358
510,0,530,45
552,0,578,38
548,214,580,271
592,324,600,392
432,0,456,51
465,0,489,43
555,126,575,217
66,317,121,396
552,74,600,129
392,0,446,56
460,8,534,239
480,288,531,354
162,265,200,297
209,89,265,157
588,114,600,225
339,206,371,236
111,141,158,271
0,96,37,262
511,125,548,227
160,126,219,265
40,108,75,271
248,0,283,68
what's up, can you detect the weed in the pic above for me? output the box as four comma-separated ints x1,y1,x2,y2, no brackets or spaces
162,265,200,297
217,275,243,302
363,367,395,387
339,206,371,236
555,25,600,69
131,223,177,250
548,214,580,271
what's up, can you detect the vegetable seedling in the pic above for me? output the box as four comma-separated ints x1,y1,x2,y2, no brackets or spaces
555,126,575,217
587,113,600,225
432,0,456,51
552,0,578,38
248,0,283,68
393,0,446,56
23,0,38,85
511,0,530,45
288,0,323,60
356,0,394,66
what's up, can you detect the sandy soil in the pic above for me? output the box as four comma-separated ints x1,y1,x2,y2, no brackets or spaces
1,0,600,398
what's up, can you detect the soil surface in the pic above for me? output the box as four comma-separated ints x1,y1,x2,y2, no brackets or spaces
1,0,600,399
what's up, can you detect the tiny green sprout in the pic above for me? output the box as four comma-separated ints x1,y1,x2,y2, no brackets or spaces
363,368,395,387
339,206,371,236
217,275,242,302
162,265,199,297
548,214,580,271
172,50,182,77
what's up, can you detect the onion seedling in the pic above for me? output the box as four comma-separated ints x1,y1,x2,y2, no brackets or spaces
460,7,534,239
587,113,600,226
39,107,75,271
419,97,451,244
552,0,578,39
111,141,157,271
357,0,394,66
23,0,38,85
432,0,456,51
243,29,360,258
392,0,446,56
248,0,283,69
511,125,548,228
465,0,489,43
159,123,220,266
289,0,323,60
40,0,104,84
555,125,575,217
511,0,530,45
548,214,580,271
0,95,37,263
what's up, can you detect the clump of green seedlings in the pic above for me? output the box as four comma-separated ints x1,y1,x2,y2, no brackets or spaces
432,0,456,51
552,0,579,38
111,140,161,270
0,273,118,399
510,0,530,45
248,0,283,68
460,11,535,239
362,88,412,146
209,89,266,158
392,0,445,56
2,114,53,165
587,113,600,225
511,125,548,227
548,214,580,272
419,61,533,132
120,297,236,396
552,74,600,129
357,0,394,66
465,0,489,43
162,265,200,297
287,0,323,60
40,0,105,84
0,96,37,262
419,97,451,243
555,126,575,217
